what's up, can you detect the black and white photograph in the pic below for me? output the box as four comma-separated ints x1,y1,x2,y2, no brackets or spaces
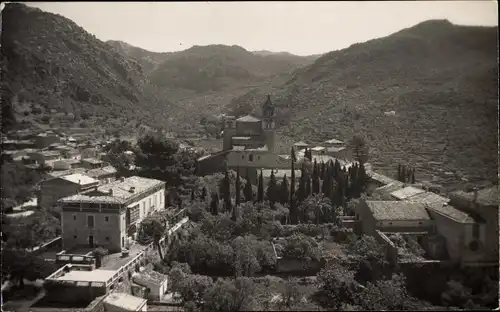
1,1,498,311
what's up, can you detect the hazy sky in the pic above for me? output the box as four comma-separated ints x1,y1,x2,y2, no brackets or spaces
14,1,500,55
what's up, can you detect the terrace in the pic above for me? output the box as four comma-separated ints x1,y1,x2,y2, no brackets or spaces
101,242,148,271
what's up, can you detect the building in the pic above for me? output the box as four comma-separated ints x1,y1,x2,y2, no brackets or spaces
132,269,169,301
448,186,499,264
223,95,276,153
35,132,61,149
355,200,434,236
81,158,107,170
86,166,118,185
28,150,62,166
58,176,166,253
52,159,83,171
103,292,148,312
39,173,99,208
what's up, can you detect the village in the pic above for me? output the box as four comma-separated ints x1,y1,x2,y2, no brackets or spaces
1,95,498,311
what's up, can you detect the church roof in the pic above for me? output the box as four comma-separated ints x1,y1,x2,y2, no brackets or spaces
237,115,261,122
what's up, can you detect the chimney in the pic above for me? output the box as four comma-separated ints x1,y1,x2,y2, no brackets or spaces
78,179,81,185
129,186,135,193
108,189,113,196
120,177,125,182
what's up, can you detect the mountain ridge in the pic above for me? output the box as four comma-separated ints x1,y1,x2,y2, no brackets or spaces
228,19,498,186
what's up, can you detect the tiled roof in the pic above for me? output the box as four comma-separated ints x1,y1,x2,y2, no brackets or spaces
59,194,123,204
327,147,346,152
369,171,399,185
96,176,164,200
391,186,426,200
81,158,104,164
324,139,344,144
365,201,431,221
425,203,476,223
61,173,99,186
294,141,309,146
104,293,146,310
451,186,499,207
86,166,117,178
405,191,450,206
311,146,326,151
236,115,261,122
232,136,251,140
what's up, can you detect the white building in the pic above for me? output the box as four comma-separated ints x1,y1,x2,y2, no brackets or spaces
58,176,166,253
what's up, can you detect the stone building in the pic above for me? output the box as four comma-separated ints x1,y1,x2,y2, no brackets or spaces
58,176,166,253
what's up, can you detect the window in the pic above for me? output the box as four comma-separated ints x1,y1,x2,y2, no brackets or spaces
149,198,152,209
160,192,163,204
242,155,245,159
257,156,261,160
106,236,110,241
104,216,109,222
472,223,480,239
249,154,254,162
87,215,94,228
73,235,77,239
73,215,77,221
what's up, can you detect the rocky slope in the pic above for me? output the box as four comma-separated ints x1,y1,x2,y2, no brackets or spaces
229,20,499,186
147,44,319,93
106,40,172,74
1,3,171,134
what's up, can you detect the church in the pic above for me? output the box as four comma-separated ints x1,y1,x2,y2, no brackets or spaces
196,95,293,182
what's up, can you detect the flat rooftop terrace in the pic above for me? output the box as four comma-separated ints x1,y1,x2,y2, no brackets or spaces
65,246,95,256
55,269,116,283
101,242,148,270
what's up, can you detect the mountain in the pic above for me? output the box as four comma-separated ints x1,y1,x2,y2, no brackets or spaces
106,40,172,74
147,44,318,93
1,3,171,135
229,20,499,187
252,50,322,62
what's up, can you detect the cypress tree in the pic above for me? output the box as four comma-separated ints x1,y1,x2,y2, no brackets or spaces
232,171,239,222
320,162,325,179
291,146,297,163
257,169,264,202
280,174,289,204
200,187,207,201
244,169,253,202
235,166,241,207
321,163,329,195
190,188,195,201
266,169,278,206
411,168,416,184
290,148,297,224
298,164,306,202
397,164,402,182
305,175,312,199
312,160,320,194
223,169,231,213
210,192,219,215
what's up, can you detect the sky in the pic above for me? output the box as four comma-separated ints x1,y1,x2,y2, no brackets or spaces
8,1,500,56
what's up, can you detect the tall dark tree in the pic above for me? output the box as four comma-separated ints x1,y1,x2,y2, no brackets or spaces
210,192,219,215
190,188,196,201
397,164,402,182
298,163,306,202
244,169,253,202
411,168,416,184
312,160,320,194
235,167,241,207
305,175,312,199
320,162,326,179
266,169,278,206
257,169,264,202
280,174,289,205
290,147,297,224
291,146,297,162
351,135,369,164
222,170,232,213
200,187,207,201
